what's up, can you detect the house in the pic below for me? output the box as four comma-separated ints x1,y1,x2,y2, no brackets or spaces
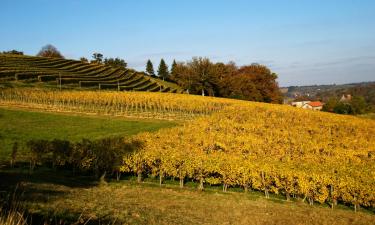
291,100,324,111
302,101,324,111
340,94,352,102
291,101,311,108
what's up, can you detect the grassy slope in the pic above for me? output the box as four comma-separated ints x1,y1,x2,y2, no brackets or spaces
0,169,373,225
0,107,176,160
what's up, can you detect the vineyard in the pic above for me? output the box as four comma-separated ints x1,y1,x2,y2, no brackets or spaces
0,88,235,120
0,54,182,93
0,88,374,212
120,103,375,211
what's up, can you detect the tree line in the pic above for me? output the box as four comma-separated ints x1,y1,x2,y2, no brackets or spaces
318,83,375,115
145,57,282,103
3,44,283,103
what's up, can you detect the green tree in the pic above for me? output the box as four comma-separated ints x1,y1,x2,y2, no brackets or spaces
351,96,367,114
322,97,338,112
27,139,51,172
2,50,23,55
188,57,218,96
37,44,64,58
92,53,103,64
170,62,194,94
146,59,155,76
333,103,353,114
170,59,177,77
158,59,169,81
80,57,88,63
104,57,127,68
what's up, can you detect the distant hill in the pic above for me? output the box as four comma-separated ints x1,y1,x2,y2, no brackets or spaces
282,81,375,99
0,54,182,93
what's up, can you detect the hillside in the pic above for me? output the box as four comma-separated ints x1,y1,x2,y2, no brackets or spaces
283,81,375,99
0,54,182,93
0,88,374,223
316,83,375,108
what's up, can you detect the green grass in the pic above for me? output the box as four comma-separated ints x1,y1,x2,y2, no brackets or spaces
0,107,176,160
358,113,375,120
0,168,374,225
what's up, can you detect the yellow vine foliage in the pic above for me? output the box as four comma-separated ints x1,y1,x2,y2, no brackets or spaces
1,88,374,208
123,103,375,208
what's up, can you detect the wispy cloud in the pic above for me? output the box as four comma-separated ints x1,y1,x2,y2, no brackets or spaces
313,56,375,68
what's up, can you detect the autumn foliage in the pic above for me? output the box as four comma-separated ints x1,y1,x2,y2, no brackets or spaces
121,102,375,210
0,88,373,211
170,57,282,103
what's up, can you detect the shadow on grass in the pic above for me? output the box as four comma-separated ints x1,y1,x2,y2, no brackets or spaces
0,162,111,224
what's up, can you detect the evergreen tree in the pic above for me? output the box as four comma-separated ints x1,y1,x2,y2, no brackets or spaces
158,59,169,81
146,59,155,76
171,59,177,76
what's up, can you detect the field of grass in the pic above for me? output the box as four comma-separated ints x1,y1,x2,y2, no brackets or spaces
0,107,176,160
358,113,375,120
0,168,374,225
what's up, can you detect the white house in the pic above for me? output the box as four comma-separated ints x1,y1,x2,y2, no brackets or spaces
301,101,324,111
291,101,324,111
291,101,311,108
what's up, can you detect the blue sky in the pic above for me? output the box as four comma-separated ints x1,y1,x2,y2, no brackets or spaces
1,0,374,86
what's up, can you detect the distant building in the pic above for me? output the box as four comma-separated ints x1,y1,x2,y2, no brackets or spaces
340,94,352,102
291,101,311,108
302,101,324,111
291,101,324,111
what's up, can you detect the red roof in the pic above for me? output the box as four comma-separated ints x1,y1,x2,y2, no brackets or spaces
308,101,323,107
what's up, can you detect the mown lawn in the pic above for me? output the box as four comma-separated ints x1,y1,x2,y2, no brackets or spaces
0,107,176,160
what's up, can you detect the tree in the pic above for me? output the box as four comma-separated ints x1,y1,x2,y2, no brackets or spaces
158,59,169,81
351,96,368,114
92,53,103,64
333,102,353,114
146,59,155,76
104,57,127,69
170,59,177,77
37,44,64,58
80,57,88,63
188,57,219,96
322,97,338,112
170,62,194,93
225,64,282,103
27,139,51,172
2,50,23,55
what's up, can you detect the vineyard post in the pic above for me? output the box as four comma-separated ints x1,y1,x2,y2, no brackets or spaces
59,73,62,91
118,81,120,91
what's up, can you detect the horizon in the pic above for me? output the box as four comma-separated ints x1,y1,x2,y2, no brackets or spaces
1,0,374,86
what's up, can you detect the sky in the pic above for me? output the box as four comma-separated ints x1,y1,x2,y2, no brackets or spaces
0,0,374,86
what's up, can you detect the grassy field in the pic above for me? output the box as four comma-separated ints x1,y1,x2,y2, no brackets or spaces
0,168,374,225
358,113,375,120
0,107,176,160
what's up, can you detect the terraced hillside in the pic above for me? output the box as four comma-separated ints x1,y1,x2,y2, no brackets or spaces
0,54,182,93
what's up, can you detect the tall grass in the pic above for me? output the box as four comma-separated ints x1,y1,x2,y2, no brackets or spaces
0,208,27,225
